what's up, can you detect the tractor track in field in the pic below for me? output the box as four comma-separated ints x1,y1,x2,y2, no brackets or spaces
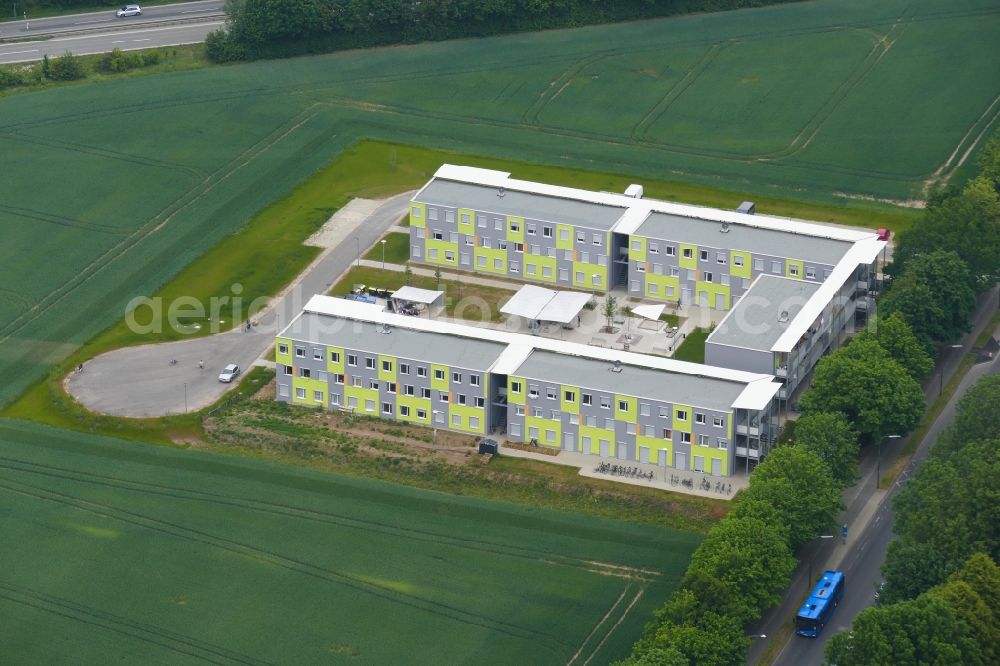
923,90,1000,195
0,475,570,654
0,582,270,666
0,104,323,346
0,203,127,235
0,454,666,582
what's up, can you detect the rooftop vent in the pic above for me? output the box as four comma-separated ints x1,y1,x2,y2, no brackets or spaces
378,323,392,334
624,184,644,199
736,201,756,215
497,187,505,198
610,359,623,373
720,222,730,233
778,311,789,323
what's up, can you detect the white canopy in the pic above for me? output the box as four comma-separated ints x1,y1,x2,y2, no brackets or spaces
500,285,591,324
632,303,665,321
392,286,444,305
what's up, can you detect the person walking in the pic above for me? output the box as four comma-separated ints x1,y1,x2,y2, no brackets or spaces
199,360,204,371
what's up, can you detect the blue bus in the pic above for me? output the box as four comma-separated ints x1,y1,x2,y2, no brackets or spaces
795,570,845,637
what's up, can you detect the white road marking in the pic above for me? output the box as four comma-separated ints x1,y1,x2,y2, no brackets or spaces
132,38,151,42
182,8,215,12
2,49,40,55
111,40,125,43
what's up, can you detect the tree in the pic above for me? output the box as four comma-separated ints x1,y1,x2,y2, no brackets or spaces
685,514,796,624
433,267,442,290
800,335,925,440
928,577,1000,664
824,595,983,666
881,250,977,350
639,612,747,666
602,294,618,332
952,373,1000,445
791,412,859,486
737,445,843,550
868,313,934,381
403,265,413,286
893,175,1000,288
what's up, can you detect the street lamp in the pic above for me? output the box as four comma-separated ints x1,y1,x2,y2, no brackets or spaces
381,239,387,270
808,535,835,588
183,382,188,414
354,236,360,267
877,434,902,488
938,344,963,396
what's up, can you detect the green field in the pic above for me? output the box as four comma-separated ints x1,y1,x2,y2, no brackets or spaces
3,0,996,406
0,420,698,664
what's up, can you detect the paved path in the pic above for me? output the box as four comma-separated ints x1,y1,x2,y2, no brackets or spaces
67,192,413,417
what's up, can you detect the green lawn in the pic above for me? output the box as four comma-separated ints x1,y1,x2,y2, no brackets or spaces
363,231,410,264
0,419,699,664
673,327,711,363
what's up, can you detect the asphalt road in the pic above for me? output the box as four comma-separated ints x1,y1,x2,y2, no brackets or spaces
752,285,1000,665
0,0,222,36
67,192,413,417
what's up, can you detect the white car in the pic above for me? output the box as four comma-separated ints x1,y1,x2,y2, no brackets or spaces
116,4,142,17
218,364,241,383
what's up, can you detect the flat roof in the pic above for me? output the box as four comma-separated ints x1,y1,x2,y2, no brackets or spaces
634,211,853,265
513,349,746,411
500,285,591,323
708,276,823,352
281,296,781,412
415,179,628,231
282,311,507,371
391,286,443,305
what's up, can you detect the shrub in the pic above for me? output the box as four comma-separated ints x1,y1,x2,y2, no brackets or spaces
46,52,86,81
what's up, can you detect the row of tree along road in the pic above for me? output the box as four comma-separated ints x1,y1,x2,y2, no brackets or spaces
615,134,1000,665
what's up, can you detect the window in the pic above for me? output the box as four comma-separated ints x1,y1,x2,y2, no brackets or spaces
432,231,444,241
480,237,491,249
421,387,431,399
435,411,445,423
453,414,462,426
549,409,560,420
465,237,473,248
510,423,522,437
704,272,713,282
626,423,636,435
700,250,708,261
527,224,536,236
446,211,455,223
806,266,817,279
403,384,415,396
644,424,654,437
434,368,445,381
695,413,706,425
631,239,641,252
295,387,306,399
713,416,724,428
577,231,586,243
445,251,455,263
495,219,504,231
718,438,728,450
698,434,710,446
662,428,672,439
398,363,409,375
683,248,693,259
351,376,362,387
527,264,537,276
681,432,691,443
439,392,449,403
510,221,520,233
475,397,485,408
382,359,392,372
511,381,522,394
457,394,467,406
295,346,305,358
558,268,569,282
283,365,292,376
670,266,680,277
665,245,676,256
592,274,602,287
652,263,663,275
298,368,311,378
383,402,393,415
470,417,480,430
477,256,487,268
347,396,358,408
498,240,508,251
771,261,782,274
717,252,726,264
532,406,543,417
600,396,611,409
369,379,379,390
417,366,427,378
387,382,397,394
604,418,615,430
330,351,341,364
659,406,669,418
449,232,459,244
582,393,593,406
636,263,646,273
559,228,569,241
510,261,520,273
563,250,572,261
580,251,590,263
400,405,410,417
598,255,607,267
734,255,744,268
754,258,764,272
789,264,800,277
576,271,585,283
414,228,425,239
528,385,539,398
513,243,524,253
593,233,602,246
676,409,688,421
630,280,639,292
618,399,628,412
648,283,659,295
542,266,553,278
649,242,659,254
586,416,597,427
528,426,539,439
470,375,480,387
569,414,579,425
365,400,375,413
428,248,439,260
639,403,650,416
365,357,376,369
411,206,423,219
564,390,575,403
546,387,557,400
278,343,288,355
329,393,339,405
515,405,525,416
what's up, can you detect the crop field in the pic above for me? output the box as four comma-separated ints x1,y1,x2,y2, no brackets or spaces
0,0,996,406
0,420,698,664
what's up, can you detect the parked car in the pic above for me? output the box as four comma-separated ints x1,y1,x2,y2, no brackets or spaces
116,4,142,17
218,364,240,383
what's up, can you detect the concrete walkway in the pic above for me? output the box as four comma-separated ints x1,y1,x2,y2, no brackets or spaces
67,192,414,417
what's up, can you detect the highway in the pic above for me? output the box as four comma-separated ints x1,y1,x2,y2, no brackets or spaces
0,1,221,63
